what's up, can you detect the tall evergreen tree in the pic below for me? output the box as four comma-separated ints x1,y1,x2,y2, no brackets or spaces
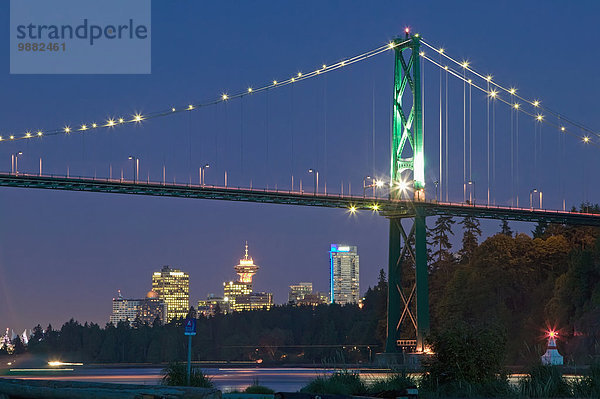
459,216,481,263
500,220,513,237
430,215,456,267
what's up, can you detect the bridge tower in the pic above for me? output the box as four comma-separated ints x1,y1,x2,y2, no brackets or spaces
386,32,429,354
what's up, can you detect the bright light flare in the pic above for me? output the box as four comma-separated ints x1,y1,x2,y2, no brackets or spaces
485,75,492,81
375,180,385,188
133,113,143,122
222,93,229,100
371,204,380,211
536,114,543,121
106,119,115,127
348,205,357,214
583,136,590,143
461,60,469,68
533,100,540,107
489,90,498,98
64,126,71,133
48,361,84,367
118,118,124,123
509,88,517,94
513,103,520,109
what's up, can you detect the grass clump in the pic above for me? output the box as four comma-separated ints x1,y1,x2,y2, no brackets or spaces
244,378,275,394
518,363,570,398
161,362,214,388
369,371,416,394
301,370,367,395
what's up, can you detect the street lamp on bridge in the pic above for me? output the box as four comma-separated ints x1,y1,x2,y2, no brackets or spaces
308,168,319,195
530,188,543,210
11,151,23,175
199,164,210,186
128,156,139,183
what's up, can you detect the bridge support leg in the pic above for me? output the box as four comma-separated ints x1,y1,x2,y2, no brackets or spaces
385,218,402,353
385,208,429,354
415,206,429,351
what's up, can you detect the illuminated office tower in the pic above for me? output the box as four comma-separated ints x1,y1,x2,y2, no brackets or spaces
223,280,252,310
288,282,313,304
152,265,190,321
329,244,360,305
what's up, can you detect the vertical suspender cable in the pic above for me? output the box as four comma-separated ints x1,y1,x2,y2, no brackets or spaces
463,69,466,202
492,96,496,205
439,53,442,198
515,110,519,207
266,89,270,186
372,83,376,178
510,93,514,206
445,70,448,202
469,81,472,202
324,74,328,191
487,81,490,205
241,96,244,176
290,85,295,189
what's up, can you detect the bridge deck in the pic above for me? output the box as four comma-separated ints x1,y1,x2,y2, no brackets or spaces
1,173,599,226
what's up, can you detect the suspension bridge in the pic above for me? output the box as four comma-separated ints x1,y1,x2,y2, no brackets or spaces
2,30,600,355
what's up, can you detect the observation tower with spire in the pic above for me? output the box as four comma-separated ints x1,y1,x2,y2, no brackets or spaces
234,241,259,284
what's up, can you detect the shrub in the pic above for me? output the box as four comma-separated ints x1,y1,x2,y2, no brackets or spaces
301,370,367,395
571,362,600,398
420,323,514,397
518,363,571,398
161,362,214,388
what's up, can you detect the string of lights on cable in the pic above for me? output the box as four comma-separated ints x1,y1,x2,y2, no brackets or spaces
1,39,410,143
420,40,599,148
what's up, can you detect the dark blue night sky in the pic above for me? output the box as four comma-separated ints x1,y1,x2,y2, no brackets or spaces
1,1,599,331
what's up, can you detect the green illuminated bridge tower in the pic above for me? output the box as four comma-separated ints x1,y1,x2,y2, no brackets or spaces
386,33,428,354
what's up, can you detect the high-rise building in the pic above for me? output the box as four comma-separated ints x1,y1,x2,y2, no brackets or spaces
329,244,360,305
110,290,167,326
198,294,230,317
152,265,190,321
110,291,140,325
235,292,273,311
223,242,273,312
288,282,313,304
223,280,252,309
139,291,168,325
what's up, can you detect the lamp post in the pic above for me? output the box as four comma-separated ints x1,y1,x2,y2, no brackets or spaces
363,176,372,197
308,168,319,195
374,179,386,198
467,180,475,205
199,163,210,186
11,151,23,175
434,180,439,202
128,156,139,183
529,188,538,209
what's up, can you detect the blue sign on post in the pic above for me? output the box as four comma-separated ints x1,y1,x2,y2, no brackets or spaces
184,318,196,336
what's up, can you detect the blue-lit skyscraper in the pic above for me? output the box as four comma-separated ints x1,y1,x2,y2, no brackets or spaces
329,244,360,304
